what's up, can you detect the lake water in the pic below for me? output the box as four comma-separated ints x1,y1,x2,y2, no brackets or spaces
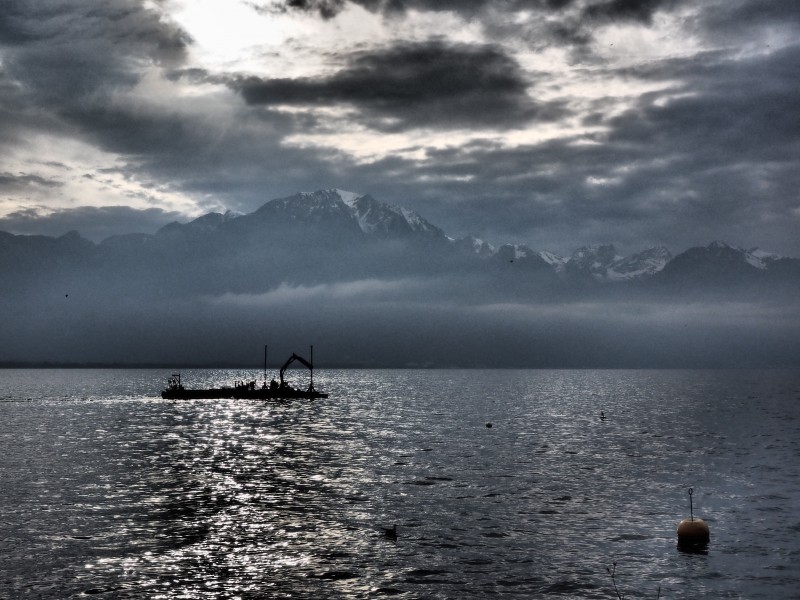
1,368,799,599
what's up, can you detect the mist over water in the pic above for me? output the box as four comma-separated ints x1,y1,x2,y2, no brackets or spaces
2,193,799,369
1,368,799,598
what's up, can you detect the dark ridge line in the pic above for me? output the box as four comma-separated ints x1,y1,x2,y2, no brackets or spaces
0,361,389,369
1,362,795,370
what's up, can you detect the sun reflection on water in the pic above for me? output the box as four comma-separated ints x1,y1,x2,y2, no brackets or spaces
1,369,799,598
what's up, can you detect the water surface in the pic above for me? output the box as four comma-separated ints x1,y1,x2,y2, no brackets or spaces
1,368,798,598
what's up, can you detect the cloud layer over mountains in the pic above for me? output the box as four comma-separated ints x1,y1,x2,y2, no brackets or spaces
2,190,798,368
1,1,799,257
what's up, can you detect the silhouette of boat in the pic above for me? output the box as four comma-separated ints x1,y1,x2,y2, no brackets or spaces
161,347,328,400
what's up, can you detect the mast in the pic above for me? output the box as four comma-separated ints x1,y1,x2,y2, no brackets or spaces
310,345,314,390
264,345,268,383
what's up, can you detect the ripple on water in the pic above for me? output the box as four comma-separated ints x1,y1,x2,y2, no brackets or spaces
0,369,799,598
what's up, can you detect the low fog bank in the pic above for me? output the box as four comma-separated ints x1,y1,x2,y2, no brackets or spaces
3,221,799,368
3,279,798,368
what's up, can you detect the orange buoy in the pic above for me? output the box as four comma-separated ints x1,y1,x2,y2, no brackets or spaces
677,517,710,542
677,488,710,550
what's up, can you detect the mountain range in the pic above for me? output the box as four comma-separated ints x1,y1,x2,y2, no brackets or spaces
1,189,798,367
1,189,797,293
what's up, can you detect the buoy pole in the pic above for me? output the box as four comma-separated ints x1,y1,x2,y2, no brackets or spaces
677,487,710,551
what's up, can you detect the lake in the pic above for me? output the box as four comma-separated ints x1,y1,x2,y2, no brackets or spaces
1,368,799,598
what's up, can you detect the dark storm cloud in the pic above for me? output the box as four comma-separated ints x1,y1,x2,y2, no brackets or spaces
269,0,679,29
266,0,596,19
257,0,484,19
697,0,800,38
0,0,190,96
0,172,62,191
0,2,40,46
0,1,349,214
603,44,800,200
582,0,675,23
339,38,800,254
0,205,184,242
235,41,564,130
0,1,200,176
0,0,798,257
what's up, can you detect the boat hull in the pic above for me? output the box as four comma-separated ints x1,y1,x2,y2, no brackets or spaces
161,387,328,400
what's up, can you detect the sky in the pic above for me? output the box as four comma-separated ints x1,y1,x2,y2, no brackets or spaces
1,0,799,256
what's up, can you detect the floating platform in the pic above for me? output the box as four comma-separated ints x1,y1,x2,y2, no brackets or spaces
161,348,328,400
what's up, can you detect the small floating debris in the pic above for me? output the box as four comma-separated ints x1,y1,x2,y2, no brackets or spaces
312,571,360,581
677,487,710,552
384,524,397,540
486,422,493,428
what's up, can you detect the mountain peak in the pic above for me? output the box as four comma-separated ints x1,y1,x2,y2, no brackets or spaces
607,246,672,281
565,244,621,280
455,235,495,257
748,247,782,267
257,189,444,239
708,240,735,250
332,188,362,206
700,241,775,270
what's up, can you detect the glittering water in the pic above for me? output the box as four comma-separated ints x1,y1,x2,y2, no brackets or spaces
1,369,799,599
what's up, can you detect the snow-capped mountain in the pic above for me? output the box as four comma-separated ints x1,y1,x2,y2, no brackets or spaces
537,250,569,272
1,189,797,297
159,209,242,236
253,189,444,239
606,246,673,281
654,240,785,286
338,191,444,238
129,191,786,287
495,243,535,261
746,247,782,269
253,188,363,231
562,245,622,280
454,235,496,258
459,240,670,282
493,244,553,271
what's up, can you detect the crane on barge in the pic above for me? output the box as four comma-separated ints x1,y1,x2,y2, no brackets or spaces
161,345,327,400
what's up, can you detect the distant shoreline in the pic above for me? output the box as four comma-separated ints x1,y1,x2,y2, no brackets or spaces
0,361,373,370
1,362,796,370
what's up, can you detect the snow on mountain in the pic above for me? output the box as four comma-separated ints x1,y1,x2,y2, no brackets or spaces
749,247,781,261
745,252,766,269
157,210,240,237
460,238,670,281
655,240,776,286
563,245,622,280
746,247,782,269
275,189,444,238
607,246,672,281
333,189,362,205
102,188,789,286
537,250,568,271
496,244,536,261
494,244,538,262
399,207,441,236
345,193,442,237
696,241,779,271
455,235,496,257
186,210,242,232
